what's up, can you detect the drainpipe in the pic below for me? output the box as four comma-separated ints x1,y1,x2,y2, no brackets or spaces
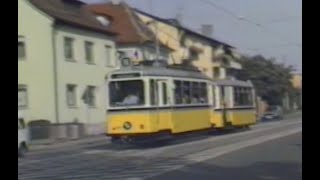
52,27,59,124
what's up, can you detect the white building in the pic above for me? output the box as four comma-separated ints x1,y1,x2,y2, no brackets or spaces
18,0,118,138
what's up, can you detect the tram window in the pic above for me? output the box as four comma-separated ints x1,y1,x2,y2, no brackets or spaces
182,81,191,104
233,87,240,106
199,83,208,103
240,88,245,105
233,87,253,106
162,83,168,105
212,86,216,107
248,88,253,105
109,80,145,107
150,79,158,105
191,82,200,104
174,80,182,104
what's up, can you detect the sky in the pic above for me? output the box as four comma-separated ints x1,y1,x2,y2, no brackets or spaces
84,0,302,73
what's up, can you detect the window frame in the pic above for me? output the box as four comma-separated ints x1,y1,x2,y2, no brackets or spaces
105,45,114,67
66,84,77,108
174,79,209,106
64,37,75,61
18,84,28,109
18,38,26,60
84,41,94,64
108,79,146,108
86,86,96,108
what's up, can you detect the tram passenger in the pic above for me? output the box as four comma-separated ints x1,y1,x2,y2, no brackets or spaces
122,91,139,105
182,93,190,104
199,96,206,103
191,94,199,104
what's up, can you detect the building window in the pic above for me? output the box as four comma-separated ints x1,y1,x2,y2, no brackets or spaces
64,37,74,60
189,50,198,60
18,40,26,60
66,84,77,107
189,46,202,60
213,67,220,79
105,45,113,66
18,85,28,108
83,86,96,107
85,41,94,64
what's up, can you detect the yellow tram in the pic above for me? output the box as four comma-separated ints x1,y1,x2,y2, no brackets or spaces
105,63,256,143
211,79,257,129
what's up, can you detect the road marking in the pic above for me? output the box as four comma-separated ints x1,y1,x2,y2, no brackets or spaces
82,149,111,154
143,127,301,180
185,127,301,162
130,120,301,157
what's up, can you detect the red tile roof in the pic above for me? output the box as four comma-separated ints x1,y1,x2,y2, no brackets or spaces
85,2,172,50
29,0,117,35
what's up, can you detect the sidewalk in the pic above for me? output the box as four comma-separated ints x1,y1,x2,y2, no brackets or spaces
29,110,302,151
29,134,109,151
284,110,302,118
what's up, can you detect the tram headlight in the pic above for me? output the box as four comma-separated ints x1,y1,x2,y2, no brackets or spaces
123,122,132,130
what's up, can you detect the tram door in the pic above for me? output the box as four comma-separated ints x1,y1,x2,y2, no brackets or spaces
220,86,229,126
156,80,171,130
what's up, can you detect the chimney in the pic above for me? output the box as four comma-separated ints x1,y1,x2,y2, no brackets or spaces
201,24,213,37
175,13,183,25
111,0,121,5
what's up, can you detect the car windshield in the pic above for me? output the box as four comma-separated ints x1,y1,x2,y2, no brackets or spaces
109,80,145,107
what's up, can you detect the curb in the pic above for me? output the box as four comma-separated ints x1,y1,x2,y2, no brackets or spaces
29,135,109,151
284,111,301,118
29,111,302,151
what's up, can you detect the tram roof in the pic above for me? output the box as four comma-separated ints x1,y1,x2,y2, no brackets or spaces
213,79,253,87
110,66,212,80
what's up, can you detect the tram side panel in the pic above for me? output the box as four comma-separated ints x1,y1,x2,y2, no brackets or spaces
107,111,155,135
170,80,212,134
226,109,256,127
171,107,212,133
210,85,257,128
211,110,225,128
226,86,257,127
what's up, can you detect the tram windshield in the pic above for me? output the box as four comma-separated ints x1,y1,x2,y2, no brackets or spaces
109,80,145,107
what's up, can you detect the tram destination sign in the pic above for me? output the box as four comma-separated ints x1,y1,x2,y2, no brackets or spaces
111,73,141,79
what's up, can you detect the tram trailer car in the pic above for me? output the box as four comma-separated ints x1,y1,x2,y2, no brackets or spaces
105,65,257,143
211,80,257,129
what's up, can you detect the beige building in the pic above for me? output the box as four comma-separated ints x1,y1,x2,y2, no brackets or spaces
291,73,302,109
291,73,302,90
134,9,242,79
18,0,118,138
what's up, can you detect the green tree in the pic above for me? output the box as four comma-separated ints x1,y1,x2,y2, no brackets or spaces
236,55,295,105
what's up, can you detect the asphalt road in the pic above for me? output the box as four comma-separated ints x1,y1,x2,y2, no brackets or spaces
149,132,302,180
18,114,301,180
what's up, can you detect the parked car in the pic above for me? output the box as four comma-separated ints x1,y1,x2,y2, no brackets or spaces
261,105,284,121
18,113,29,158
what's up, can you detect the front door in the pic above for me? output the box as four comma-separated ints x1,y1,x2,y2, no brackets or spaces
220,86,229,126
155,80,171,131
